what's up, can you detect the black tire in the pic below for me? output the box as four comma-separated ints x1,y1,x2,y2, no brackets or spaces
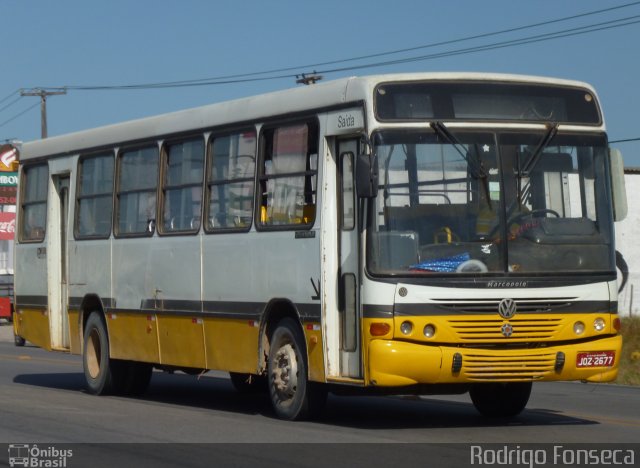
82,312,127,395
470,382,532,417
267,318,326,420
14,334,25,347
229,372,266,393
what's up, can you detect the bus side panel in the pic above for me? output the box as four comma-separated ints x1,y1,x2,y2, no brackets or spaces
107,313,159,363
68,240,112,354
112,238,153,310
149,237,203,367
14,309,51,351
303,324,325,382
253,233,323,380
156,315,206,368
67,309,81,354
203,235,258,371
14,242,49,348
204,318,259,373
202,232,322,377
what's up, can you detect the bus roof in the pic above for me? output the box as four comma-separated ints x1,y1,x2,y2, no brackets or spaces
20,72,599,161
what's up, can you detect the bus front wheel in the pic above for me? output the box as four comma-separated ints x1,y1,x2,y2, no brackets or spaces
469,381,532,417
267,318,326,420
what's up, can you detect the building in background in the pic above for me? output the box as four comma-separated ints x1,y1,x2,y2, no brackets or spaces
615,168,639,317
0,143,18,320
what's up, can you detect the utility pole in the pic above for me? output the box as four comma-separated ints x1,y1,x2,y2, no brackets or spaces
20,88,66,138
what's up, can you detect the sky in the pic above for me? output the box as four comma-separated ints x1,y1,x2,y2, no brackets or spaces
2,0,640,165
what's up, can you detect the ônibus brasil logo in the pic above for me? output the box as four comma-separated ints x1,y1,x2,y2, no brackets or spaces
8,444,73,467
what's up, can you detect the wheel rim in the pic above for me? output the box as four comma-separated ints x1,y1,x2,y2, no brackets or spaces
271,342,298,404
86,327,102,379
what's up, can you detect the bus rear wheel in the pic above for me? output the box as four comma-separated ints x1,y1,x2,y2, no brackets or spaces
14,334,25,347
121,361,153,396
83,312,127,395
267,318,326,420
469,382,532,418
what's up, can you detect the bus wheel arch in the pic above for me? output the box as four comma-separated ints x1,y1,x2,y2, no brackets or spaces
79,294,108,349
258,299,303,375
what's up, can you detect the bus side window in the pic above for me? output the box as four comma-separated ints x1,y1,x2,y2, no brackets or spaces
161,137,205,234
20,164,48,242
116,145,159,237
206,130,256,232
258,121,318,228
76,153,114,239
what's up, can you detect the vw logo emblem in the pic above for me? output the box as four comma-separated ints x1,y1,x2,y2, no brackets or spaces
498,298,517,319
501,323,514,337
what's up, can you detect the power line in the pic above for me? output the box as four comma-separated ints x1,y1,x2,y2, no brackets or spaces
0,102,40,129
61,1,640,90
58,1,640,91
0,96,22,114
17,12,640,95
610,137,640,143
313,15,640,76
0,90,19,106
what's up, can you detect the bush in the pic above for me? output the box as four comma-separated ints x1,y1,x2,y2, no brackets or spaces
617,317,640,386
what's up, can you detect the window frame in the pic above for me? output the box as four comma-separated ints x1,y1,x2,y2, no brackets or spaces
158,135,206,236
19,163,49,243
114,143,160,239
339,151,356,231
256,118,319,231
204,127,257,234
74,151,115,240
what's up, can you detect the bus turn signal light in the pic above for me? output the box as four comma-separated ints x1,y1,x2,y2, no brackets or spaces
613,317,621,332
370,322,391,336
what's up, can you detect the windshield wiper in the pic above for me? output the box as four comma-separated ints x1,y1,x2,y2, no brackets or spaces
518,123,559,176
515,123,559,206
430,121,491,209
430,122,486,178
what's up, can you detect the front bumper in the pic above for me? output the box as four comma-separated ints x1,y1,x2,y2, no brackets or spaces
368,334,622,386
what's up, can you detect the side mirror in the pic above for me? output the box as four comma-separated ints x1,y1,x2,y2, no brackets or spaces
610,148,627,222
355,153,379,199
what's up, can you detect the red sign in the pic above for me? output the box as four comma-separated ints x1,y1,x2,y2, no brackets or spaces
0,212,15,240
0,186,16,205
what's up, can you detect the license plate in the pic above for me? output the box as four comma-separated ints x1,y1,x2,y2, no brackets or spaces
576,351,615,368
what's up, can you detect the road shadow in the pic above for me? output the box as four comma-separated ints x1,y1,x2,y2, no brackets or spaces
316,394,597,430
13,371,598,430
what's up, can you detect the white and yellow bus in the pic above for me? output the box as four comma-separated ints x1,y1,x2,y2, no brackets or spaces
13,73,628,420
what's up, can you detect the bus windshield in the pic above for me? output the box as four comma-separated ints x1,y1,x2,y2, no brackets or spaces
368,129,614,276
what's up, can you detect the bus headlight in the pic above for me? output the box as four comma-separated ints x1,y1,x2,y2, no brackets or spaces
400,321,413,335
593,318,606,332
423,324,436,338
573,321,585,335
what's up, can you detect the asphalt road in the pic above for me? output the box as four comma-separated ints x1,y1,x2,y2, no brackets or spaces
1,320,639,467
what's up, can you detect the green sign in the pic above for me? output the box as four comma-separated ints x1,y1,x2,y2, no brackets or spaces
0,172,17,187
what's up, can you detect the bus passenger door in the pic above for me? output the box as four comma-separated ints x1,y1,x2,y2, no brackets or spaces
337,139,362,378
48,175,70,350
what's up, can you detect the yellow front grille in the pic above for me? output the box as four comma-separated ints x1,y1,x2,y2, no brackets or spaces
449,317,563,341
462,351,557,381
